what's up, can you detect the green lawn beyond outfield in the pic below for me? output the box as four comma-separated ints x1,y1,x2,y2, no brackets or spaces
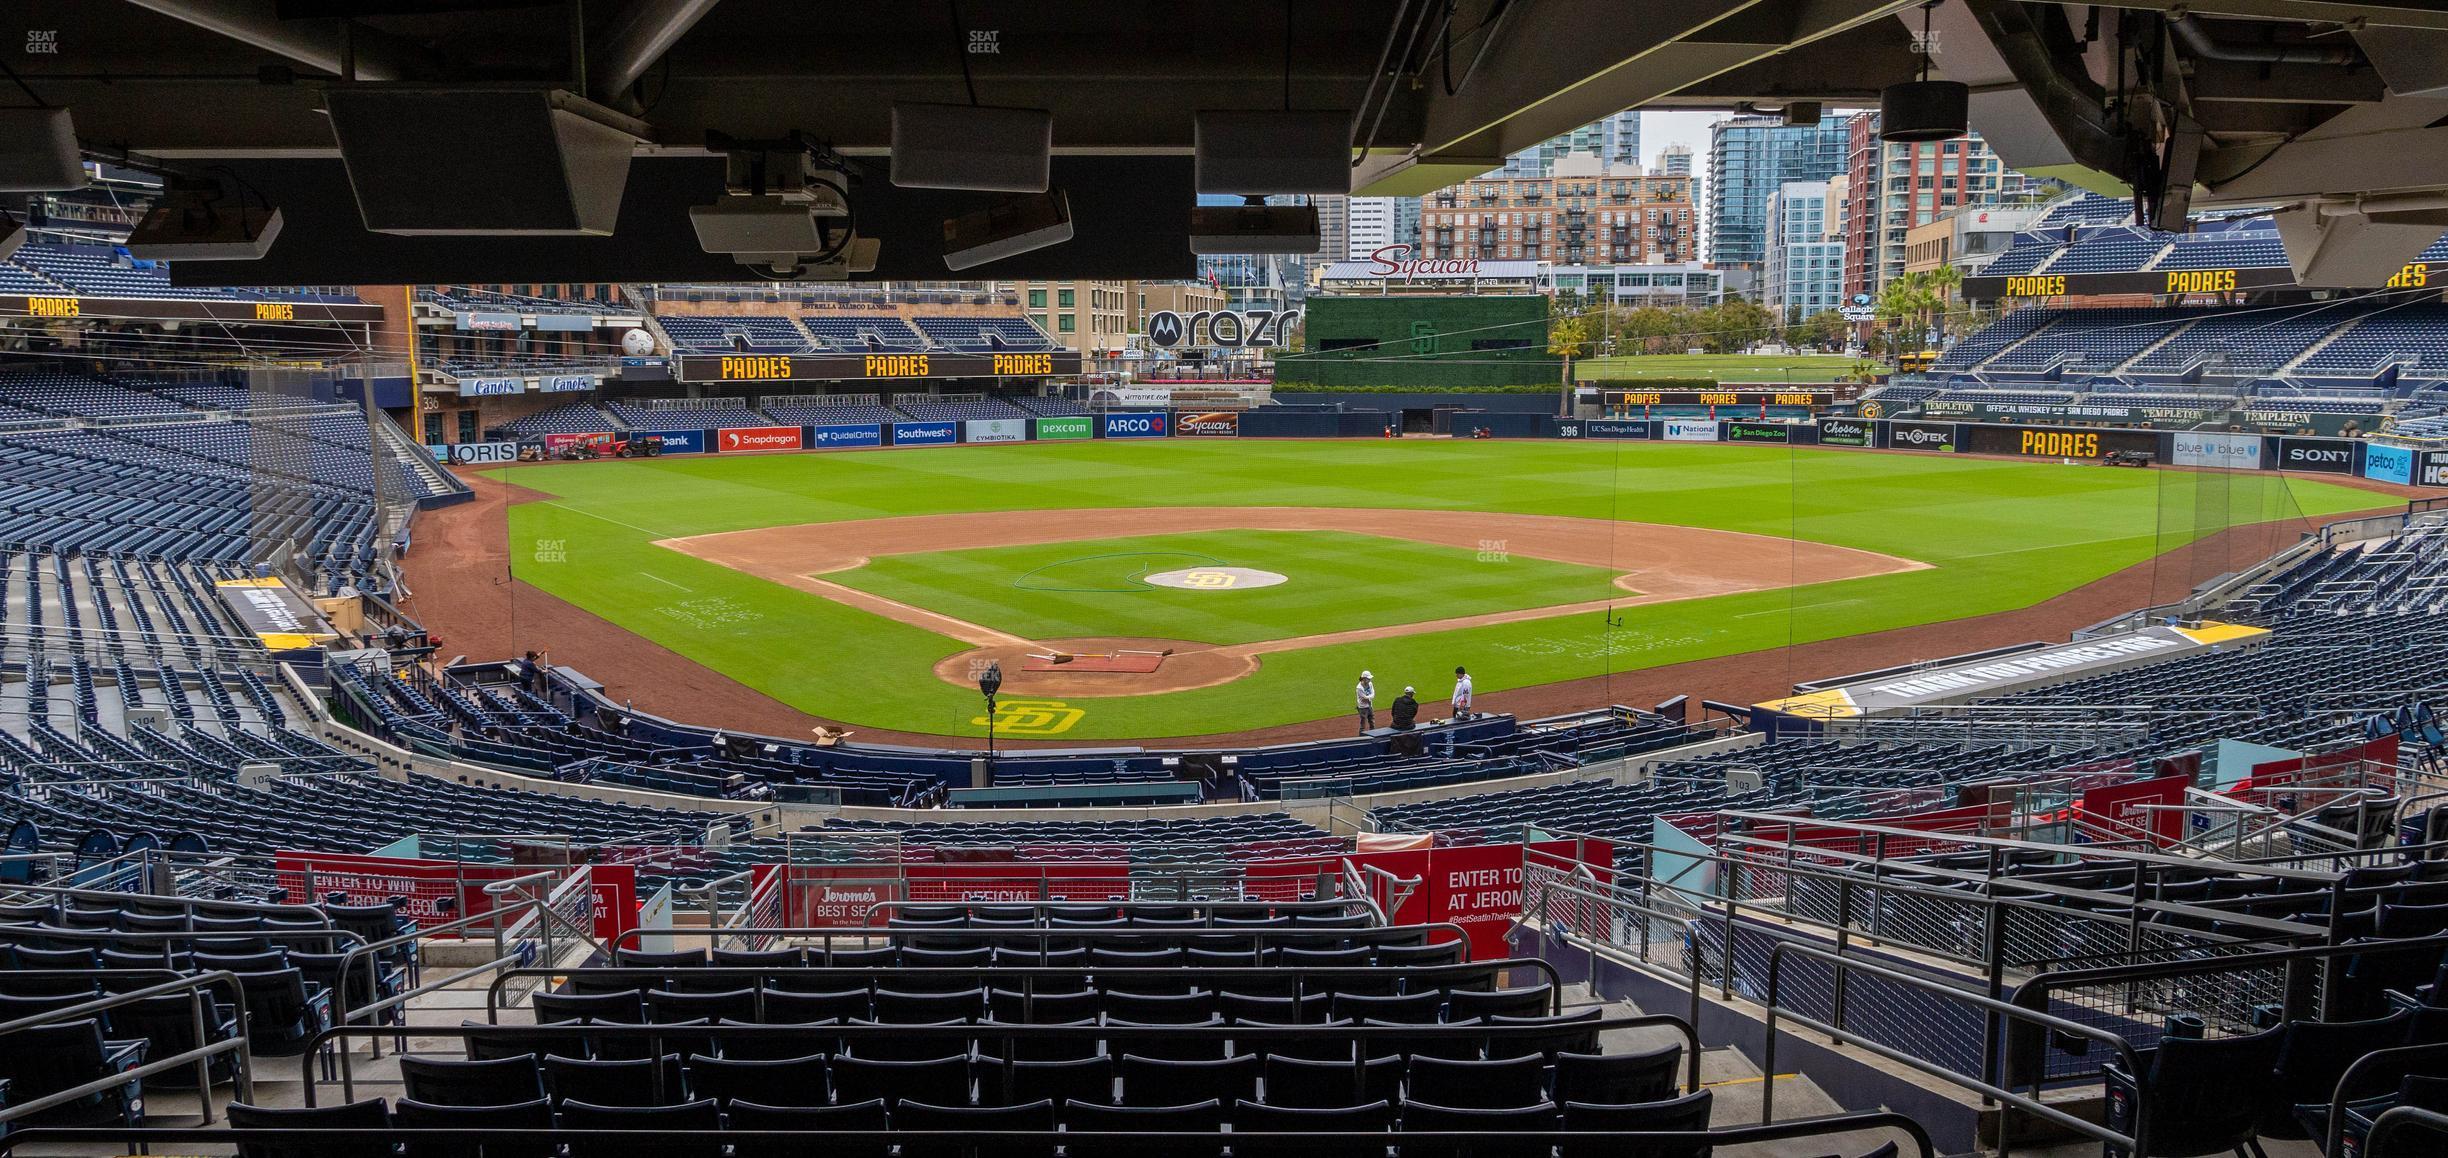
1578,353,1861,382
829,530,1629,646
488,440,2384,740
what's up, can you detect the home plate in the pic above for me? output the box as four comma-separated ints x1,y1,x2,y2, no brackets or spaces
1141,566,1287,591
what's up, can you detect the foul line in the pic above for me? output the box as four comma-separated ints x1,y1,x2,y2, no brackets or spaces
639,573,692,592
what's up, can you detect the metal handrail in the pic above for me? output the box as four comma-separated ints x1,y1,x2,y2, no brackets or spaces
605,920,1482,956
481,958,1568,1023
1763,939,2145,1158
857,895,1383,927
303,1010,1701,1106
0,1108,1939,1158
2310,1040,2448,1156
0,970,253,1127
1530,874,1709,1092
2367,1105,2448,1158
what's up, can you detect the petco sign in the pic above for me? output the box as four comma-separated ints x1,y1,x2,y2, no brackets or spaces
718,426,803,453
1145,309,1298,349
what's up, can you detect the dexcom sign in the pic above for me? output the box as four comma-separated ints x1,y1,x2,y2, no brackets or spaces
1102,412,1168,439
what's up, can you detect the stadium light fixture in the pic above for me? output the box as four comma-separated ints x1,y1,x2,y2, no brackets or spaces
127,178,284,262
0,108,86,193
942,189,1073,271
1880,3,1968,144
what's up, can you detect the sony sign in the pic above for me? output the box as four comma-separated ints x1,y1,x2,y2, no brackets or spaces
1145,308,1299,350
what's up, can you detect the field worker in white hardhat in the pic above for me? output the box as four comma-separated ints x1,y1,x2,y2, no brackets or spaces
1355,671,1377,732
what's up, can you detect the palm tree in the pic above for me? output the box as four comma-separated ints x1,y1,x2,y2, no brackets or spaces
1548,313,1589,417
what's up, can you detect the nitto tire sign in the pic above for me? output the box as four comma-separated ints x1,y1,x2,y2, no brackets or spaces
446,441,520,465
809,423,883,449
1585,419,1648,439
1888,421,1957,452
717,425,802,453
890,422,957,446
2171,432,2263,470
1176,411,1240,437
2276,437,2354,474
1817,419,1871,447
1102,412,1168,439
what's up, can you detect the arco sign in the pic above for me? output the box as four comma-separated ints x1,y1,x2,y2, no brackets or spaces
1145,308,1299,349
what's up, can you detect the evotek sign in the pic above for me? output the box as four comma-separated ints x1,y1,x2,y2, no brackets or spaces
2276,438,2354,474
1145,309,1298,349
1888,421,1957,452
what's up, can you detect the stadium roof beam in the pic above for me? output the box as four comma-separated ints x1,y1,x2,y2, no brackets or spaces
589,0,724,113
1349,0,1924,196
115,0,438,82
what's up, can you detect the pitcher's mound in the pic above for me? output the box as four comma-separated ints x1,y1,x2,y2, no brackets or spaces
1141,566,1287,590
934,637,1258,697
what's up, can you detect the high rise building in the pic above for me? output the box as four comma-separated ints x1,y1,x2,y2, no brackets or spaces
1654,144,1693,177
1705,115,1852,272
1499,111,1641,177
1314,195,1351,267
1346,196,1420,257
1420,152,1696,265
1839,114,2054,298
1763,180,1845,320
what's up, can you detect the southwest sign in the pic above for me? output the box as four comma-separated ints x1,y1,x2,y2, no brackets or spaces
679,350,1082,382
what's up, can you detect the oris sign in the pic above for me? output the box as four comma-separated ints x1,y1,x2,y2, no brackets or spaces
1145,308,1299,349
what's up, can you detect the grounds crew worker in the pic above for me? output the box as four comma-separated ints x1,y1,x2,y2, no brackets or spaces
1355,671,1377,731
1391,686,1420,731
1452,666,1474,719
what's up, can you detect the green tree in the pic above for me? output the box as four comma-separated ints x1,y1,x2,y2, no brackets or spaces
1547,312,1589,415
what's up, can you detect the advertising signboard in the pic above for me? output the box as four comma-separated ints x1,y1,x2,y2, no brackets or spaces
1816,418,1872,447
540,375,596,393
891,422,957,446
456,377,521,398
1962,425,2156,460
678,350,1082,382
1602,389,1832,407
1102,412,1169,439
1662,419,1719,442
1723,420,1791,443
1034,415,1093,441
716,426,803,453
2363,442,2415,484
2274,437,2355,474
1175,411,1242,437
1886,420,1957,452
965,418,1027,444
635,429,706,455
808,423,884,449
2423,451,2448,488
2170,431,2264,469
446,441,521,466
1584,418,1649,439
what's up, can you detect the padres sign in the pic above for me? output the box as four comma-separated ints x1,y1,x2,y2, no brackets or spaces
1140,566,1288,590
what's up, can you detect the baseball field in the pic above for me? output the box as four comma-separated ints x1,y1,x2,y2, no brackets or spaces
473,440,2386,742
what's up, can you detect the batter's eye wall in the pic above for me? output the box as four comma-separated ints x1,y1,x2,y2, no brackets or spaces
1275,295,1554,389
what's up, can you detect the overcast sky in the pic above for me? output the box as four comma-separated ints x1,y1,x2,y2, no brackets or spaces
1638,110,1724,170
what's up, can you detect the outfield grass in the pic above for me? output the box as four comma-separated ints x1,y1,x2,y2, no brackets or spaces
1578,353,1861,382
489,441,2384,739
829,530,1629,646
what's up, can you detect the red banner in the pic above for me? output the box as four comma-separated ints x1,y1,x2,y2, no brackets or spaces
2240,734,2399,801
751,863,903,928
274,851,530,932
588,863,639,944
2077,774,2191,845
1742,802,2009,856
717,425,803,453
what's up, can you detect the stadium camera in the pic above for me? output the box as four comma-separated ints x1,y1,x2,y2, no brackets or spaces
689,134,879,281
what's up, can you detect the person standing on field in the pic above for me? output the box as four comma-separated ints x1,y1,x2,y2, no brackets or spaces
1452,666,1474,719
1355,670,1377,732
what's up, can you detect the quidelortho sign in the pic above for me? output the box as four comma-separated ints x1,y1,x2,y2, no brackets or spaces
1034,416,1093,440
965,419,1027,444
809,423,884,449
2275,437,2355,474
2171,431,2264,469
